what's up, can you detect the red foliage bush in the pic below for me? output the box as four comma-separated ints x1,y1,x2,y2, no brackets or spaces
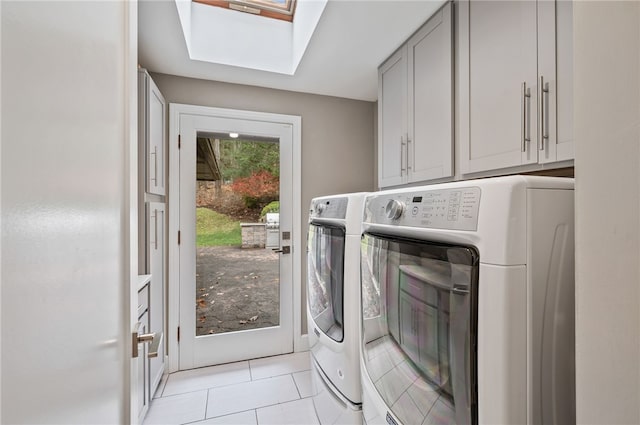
230,170,279,208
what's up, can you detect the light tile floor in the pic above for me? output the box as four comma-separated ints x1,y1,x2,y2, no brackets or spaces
144,351,319,425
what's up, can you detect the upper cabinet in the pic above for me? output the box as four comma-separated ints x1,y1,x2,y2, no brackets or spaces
378,2,453,188
458,0,574,174
379,47,407,188
139,69,167,195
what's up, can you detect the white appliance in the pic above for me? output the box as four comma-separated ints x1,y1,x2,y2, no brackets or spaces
307,193,368,424
360,176,575,425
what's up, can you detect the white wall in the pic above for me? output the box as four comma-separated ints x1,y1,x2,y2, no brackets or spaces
574,1,640,423
150,73,375,334
1,2,135,423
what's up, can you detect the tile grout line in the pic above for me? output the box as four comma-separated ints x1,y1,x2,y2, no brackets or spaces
154,387,212,400
204,388,210,421
162,369,309,400
291,372,303,399
159,374,169,397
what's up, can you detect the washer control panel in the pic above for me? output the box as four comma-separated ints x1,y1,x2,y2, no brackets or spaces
366,187,481,231
310,197,348,220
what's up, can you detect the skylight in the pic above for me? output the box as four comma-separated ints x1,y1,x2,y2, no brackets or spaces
174,0,327,75
193,0,296,22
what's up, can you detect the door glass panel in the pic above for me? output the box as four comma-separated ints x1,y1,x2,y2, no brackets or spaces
195,135,280,336
307,224,346,342
360,233,479,425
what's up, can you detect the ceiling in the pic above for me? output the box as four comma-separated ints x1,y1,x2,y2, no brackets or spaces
138,0,445,102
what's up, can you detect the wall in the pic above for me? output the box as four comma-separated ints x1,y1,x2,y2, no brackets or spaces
151,73,375,333
574,1,640,423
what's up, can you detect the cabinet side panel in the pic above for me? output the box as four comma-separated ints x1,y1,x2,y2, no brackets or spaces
555,0,574,162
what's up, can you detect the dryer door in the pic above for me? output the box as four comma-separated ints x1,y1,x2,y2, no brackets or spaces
361,233,479,425
307,223,346,342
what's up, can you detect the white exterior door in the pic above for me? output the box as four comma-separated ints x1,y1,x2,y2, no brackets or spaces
177,113,295,369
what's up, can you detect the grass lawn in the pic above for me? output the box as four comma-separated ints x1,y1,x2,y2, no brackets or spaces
196,207,241,247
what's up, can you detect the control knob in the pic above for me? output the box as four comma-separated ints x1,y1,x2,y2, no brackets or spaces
315,203,325,215
385,199,405,220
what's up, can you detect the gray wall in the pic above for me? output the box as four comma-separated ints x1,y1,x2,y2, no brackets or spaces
574,1,640,423
151,73,376,333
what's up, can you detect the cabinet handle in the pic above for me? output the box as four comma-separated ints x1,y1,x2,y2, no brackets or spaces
400,136,406,174
154,209,158,250
150,146,158,184
539,75,549,151
406,137,412,171
521,82,531,152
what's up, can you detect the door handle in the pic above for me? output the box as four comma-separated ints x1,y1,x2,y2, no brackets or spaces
132,322,163,358
272,246,291,254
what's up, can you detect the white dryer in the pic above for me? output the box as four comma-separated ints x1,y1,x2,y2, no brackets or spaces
359,176,575,425
307,192,368,424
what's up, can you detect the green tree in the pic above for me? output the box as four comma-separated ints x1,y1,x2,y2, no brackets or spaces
219,139,279,181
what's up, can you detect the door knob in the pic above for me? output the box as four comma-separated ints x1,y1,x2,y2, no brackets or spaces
132,322,163,359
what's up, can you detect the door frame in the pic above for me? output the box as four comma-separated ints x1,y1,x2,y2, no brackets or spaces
168,103,303,373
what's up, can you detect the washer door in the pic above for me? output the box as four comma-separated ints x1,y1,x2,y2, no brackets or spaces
307,223,346,342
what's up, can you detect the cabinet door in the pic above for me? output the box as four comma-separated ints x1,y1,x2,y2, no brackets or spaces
538,0,574,164
408,1,453,182
378,46,407,188
147,202,166,395
459,0,538,174
142,71,166,196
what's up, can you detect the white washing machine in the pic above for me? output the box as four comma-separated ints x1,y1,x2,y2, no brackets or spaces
307,193,368,424
359,176,575,425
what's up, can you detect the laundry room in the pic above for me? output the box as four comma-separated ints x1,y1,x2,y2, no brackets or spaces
2,1,639,425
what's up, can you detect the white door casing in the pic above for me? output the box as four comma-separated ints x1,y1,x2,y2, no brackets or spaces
168,104,302,371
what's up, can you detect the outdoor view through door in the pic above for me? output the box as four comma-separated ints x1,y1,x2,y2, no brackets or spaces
195,136,280,336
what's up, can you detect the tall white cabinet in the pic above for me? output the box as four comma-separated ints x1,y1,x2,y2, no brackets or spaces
458,0,574,174
138,68,167,420
378,2,453,188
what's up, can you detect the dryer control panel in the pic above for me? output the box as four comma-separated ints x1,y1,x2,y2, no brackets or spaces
365,187,481,231
310,197,348,220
